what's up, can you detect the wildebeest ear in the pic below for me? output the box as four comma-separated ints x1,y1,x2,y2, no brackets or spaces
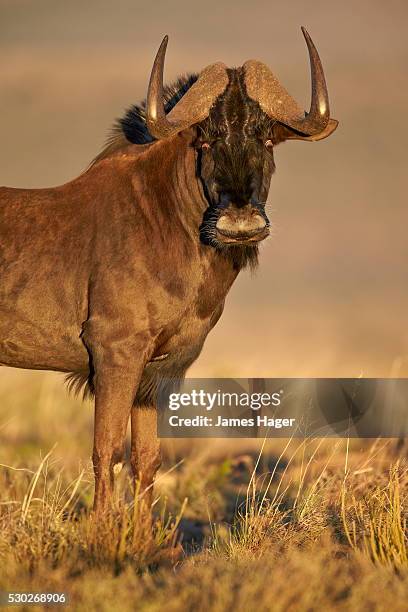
283,118,339,142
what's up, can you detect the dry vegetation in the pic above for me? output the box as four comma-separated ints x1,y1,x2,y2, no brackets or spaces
0,371,407,611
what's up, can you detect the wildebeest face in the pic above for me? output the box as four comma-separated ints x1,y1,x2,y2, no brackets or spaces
145,31,338,250
198,138,273,246
197,69,277,247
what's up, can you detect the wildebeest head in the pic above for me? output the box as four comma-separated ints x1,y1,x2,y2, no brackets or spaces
139,29,338,248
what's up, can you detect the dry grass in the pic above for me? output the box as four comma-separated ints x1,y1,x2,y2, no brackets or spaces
0,372,408,611
342,461,408,569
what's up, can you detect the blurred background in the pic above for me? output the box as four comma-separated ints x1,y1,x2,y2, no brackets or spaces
1,0,407,395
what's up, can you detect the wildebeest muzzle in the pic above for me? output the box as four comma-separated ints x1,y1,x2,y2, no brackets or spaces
215,203,269,244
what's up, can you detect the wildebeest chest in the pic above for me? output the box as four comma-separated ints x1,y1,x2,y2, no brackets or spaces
85,234,237,404
83,194,239,403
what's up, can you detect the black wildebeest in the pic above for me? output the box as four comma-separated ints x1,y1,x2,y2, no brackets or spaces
0,28,337,514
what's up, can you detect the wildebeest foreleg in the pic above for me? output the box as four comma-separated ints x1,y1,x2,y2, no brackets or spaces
130,405,161,518
92,368,142,514
92,380,132,513
83,321,154,514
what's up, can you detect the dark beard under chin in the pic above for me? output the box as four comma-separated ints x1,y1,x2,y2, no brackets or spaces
217,243,259,271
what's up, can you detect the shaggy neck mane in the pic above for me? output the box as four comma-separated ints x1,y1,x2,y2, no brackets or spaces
91,74,199,166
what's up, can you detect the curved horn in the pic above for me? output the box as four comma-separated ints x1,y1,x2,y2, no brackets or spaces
146,36,229,140
244,27,332,136
294,27,330,135
146,36,180,138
